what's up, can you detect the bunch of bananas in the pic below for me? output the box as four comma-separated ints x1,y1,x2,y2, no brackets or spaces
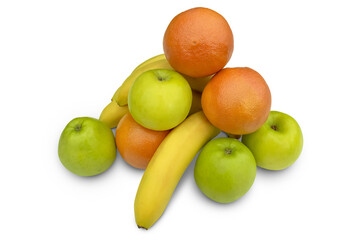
99,54,219,230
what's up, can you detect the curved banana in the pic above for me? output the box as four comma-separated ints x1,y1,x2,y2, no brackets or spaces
134,111,220,229
99,100,128,128
133,54,166,72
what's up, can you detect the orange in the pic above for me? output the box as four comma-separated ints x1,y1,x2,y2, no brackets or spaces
201,67,271,135
115,113,169,169
163,7,234,78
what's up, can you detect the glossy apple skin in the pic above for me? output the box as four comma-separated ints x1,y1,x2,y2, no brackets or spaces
128,69,192,131
58,117,116,176
242,111,303,170
194,137,257,203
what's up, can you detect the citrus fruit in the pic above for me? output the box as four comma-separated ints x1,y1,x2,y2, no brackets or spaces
163,7,234,78
201,67,271,135
115,113,169,169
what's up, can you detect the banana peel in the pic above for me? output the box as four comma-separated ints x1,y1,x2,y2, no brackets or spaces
99,100,128,128
134,111,220,229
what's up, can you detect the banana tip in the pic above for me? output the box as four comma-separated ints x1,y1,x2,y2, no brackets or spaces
137,225,148,230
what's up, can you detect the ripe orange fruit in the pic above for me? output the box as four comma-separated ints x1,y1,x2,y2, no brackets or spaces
163,7,234,78
115,113,169,169
201,67,271,135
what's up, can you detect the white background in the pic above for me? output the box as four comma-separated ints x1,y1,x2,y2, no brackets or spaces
1,0,359,239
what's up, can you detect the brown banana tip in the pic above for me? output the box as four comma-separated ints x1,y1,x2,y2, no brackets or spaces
137,225,148,230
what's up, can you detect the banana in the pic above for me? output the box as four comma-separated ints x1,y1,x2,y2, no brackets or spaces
99,100,128,128
134,111,220,229
132,54,166,72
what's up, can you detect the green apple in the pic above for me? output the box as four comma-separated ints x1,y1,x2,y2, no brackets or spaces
58,117,116,176
242,111,303,170
194,137,257,203
128,69,192,131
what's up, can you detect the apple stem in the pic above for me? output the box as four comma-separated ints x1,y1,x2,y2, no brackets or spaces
75,124,82,131
225,148,232,155
271,125,277,131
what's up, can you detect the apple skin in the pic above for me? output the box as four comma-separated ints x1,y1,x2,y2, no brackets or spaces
58,117,117,176
194,137,257,203
128,69,192,131
242,111,303,171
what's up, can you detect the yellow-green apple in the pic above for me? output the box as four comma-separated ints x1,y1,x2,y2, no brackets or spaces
58,117,116,176
242,111,303,170
194,137,257,203
128,69,192,131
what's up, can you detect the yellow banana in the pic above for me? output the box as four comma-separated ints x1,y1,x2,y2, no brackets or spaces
132,54,166,72
134,111,220,229
99,100,128,128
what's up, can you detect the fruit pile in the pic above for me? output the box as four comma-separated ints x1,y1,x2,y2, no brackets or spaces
58,7,303,230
